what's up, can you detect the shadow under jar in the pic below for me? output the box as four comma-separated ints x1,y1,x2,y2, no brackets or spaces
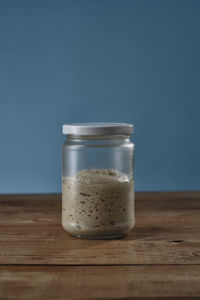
62,123,135,239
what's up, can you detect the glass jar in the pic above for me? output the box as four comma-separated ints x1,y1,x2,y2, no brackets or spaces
62,123,135,239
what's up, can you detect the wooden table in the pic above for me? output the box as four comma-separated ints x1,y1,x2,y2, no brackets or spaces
0,192,200,299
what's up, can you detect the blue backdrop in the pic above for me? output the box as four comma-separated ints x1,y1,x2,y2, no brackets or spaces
0,0,200,193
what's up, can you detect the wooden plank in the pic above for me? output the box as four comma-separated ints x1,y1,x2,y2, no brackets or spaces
0,192,200,228
0,192,200,265
0,224,200,265
0,265,200,299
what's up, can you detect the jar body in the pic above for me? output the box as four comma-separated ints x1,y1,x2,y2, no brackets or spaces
62,135,135,239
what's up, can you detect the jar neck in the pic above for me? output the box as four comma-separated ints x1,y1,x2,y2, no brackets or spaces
65,135,131,146
67,134,130,140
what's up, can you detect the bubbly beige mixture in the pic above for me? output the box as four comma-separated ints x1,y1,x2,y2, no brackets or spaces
62,169,134,238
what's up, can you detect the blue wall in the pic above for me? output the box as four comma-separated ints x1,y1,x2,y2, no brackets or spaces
0,0,200,193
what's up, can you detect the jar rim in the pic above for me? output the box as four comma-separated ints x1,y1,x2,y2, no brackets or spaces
62,123,134,136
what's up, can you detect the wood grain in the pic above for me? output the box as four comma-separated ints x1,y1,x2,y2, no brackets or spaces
0,192,200,299
0,192,200,265
0,265,200,299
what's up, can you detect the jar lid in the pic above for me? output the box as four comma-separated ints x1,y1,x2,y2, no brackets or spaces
62,123,134,136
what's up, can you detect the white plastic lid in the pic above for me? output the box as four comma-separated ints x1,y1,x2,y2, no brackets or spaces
62,123,134,136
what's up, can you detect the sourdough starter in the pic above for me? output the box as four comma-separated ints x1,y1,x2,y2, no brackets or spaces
62,169,134,237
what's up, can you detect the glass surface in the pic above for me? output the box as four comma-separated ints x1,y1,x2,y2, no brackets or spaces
62,135,134,239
